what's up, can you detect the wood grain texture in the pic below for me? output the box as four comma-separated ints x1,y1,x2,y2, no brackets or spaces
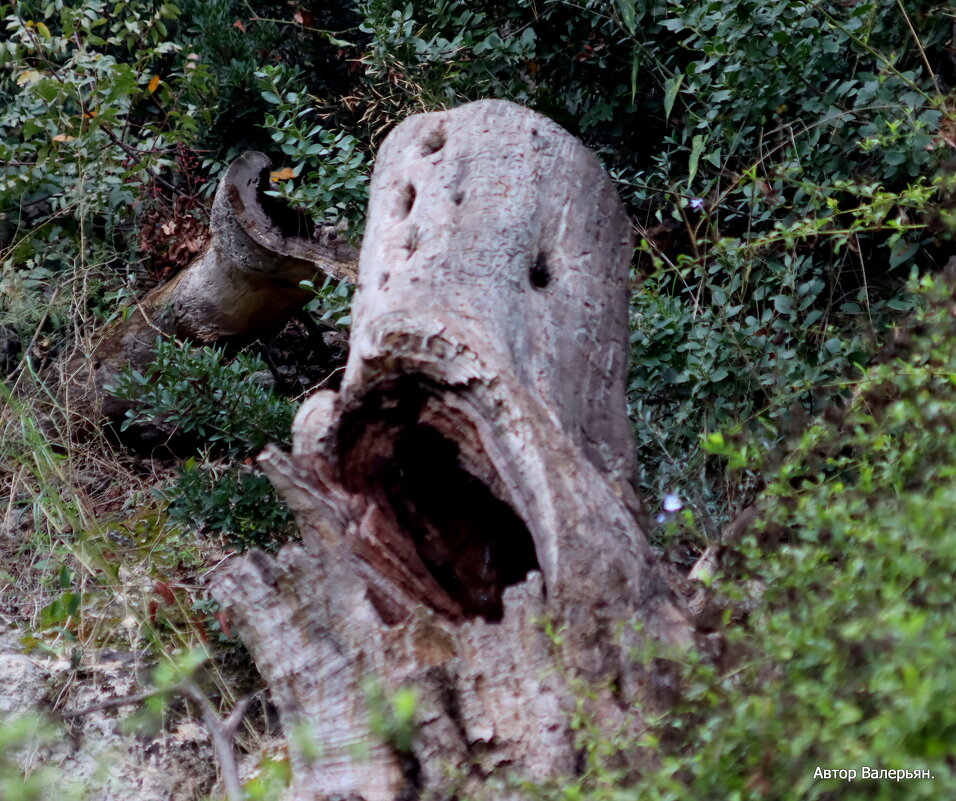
214,100,694,801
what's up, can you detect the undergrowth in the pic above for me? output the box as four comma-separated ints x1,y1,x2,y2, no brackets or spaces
108,338,297,551
0,372,274,798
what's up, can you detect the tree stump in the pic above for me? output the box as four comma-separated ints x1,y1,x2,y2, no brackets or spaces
213,100,693,801
64,151,357,428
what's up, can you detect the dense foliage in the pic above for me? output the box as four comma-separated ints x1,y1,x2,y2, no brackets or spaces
109,339,296,549
1,0,953,797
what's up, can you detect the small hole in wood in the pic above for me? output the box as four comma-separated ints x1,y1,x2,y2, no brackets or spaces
420,128,446,156
379,271,390,289
529,252,551,289
403,226,420,259
451,190,465,206
398,183,416,219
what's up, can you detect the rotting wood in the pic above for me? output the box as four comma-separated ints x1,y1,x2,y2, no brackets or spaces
213,100,695,801
63,151,358,430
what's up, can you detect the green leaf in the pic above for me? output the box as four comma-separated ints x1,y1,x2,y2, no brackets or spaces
688,134,706,187
886,297,914,312
773,295,793,314
888,241,918,270
59,565,72,590
616,0,638,35
663,72,683,119
392,687,417,724
31,78,61,102
630,51,640,104
702,431,726,454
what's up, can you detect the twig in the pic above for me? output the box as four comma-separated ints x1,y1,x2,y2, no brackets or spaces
895,0,941,96
184,681,251,801
244,10,356,41
98,124,185,198
60,679,251,801
259,345,295,395
58,683,181,719
293,310,334,365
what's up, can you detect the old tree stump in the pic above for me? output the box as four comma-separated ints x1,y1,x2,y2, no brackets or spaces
212,100,695,800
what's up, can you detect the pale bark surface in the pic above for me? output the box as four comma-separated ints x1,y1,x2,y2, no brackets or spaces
64,151,357,427
213,100,694,801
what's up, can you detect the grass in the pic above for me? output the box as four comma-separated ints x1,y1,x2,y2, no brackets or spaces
0,299,276,797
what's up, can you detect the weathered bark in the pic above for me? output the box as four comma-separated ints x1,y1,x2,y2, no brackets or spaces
64,151,357,426
213,100,694,801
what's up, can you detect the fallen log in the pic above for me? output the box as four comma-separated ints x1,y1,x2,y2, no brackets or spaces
64,151,358,427
214,100,694,801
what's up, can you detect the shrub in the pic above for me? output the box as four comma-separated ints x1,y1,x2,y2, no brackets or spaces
0,0,364,354
109,339,295,549
256,64,370,233
110,338,293,453
174,0,367,170
162,457,294,551
0,0,216,354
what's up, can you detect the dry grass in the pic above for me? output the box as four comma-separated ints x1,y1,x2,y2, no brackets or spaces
1,302,276,785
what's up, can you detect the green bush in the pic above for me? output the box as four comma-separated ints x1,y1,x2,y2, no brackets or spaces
174,0,366,172
162,457,294,551
0,0,365,354
0,0,216,351
109,339,295,549
110,338,293,454
256,64,370,233
674,275,956,799
613,0,949,528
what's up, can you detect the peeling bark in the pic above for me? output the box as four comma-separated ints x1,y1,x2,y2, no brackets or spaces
213,100,694,800
64,151,357,427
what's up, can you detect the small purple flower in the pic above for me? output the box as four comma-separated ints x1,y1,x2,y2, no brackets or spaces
663,493,683,512
689,197,705,212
